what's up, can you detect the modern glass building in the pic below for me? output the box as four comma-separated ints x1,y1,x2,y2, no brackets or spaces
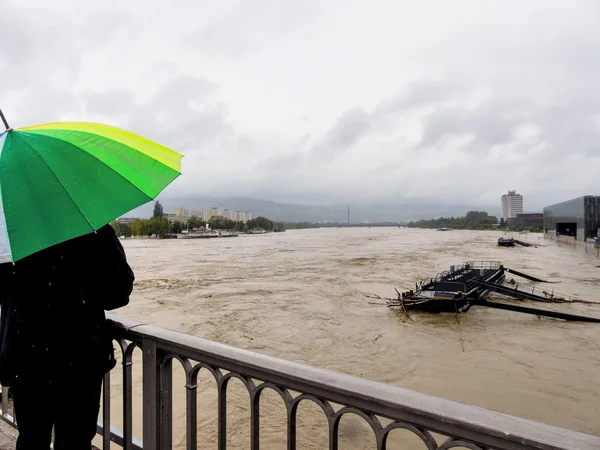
543,196,600,241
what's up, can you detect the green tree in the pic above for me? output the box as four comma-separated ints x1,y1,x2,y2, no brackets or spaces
208,216,238,230
149,216,170,235
153,201,164,218
254,216,274,231
130,219,151,236
187,216,204,229
115,222,132,237
171,221,184,234
407,210,499,230
110,219,122,235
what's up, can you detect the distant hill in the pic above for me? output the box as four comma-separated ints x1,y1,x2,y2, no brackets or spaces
124,196,499,223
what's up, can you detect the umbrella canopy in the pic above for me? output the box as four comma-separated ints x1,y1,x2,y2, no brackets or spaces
0,115,182,263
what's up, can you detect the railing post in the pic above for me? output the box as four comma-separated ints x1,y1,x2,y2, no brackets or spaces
122,344,135,450
161,358,173,450
143,338,160,450
186,376,198,450
102,371,111,450
143,338,173,450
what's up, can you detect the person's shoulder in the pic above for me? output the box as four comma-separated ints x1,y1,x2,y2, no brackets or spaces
95,224,117,238
69,225,116,247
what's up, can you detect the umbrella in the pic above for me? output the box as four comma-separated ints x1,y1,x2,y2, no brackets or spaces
0,108,182,263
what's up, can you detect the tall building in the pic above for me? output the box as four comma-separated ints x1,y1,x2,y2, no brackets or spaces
222,209,237,220
205,207,222,220
501,190,523,221
174,207,189,217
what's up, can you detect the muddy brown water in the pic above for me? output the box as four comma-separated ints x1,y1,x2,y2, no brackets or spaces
96,228,600,449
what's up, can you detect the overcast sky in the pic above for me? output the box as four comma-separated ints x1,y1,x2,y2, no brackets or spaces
2,0,599,209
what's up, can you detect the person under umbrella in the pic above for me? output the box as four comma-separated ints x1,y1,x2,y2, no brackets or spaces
0,110,182,449
0,224,134,449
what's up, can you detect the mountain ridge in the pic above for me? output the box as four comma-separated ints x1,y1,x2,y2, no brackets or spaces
125,196,500,223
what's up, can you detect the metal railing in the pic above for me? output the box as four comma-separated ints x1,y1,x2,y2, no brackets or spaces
2,315,600,449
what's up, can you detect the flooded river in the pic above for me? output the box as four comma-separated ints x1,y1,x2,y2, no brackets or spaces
102,228,600,448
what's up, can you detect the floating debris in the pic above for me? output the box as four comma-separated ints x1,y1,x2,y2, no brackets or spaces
497,237,535,247
391,261,600,323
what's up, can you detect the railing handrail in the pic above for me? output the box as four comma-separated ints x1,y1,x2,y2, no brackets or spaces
106,315,600,450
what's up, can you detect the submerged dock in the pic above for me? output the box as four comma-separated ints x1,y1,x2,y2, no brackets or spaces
394,261,600,322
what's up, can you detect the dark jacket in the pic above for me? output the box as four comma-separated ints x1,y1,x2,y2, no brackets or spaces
0,225,134,386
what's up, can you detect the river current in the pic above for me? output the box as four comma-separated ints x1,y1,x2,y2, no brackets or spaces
99,228,600,449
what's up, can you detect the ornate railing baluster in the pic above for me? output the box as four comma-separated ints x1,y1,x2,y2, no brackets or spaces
102,370,111,450
329,413,339,450
3,315,598,450
142,338,160,450
121,340,136,450
186,371,198,450
249,380,260,450
217,376,228,450
160,357,173,450
287,400,296,450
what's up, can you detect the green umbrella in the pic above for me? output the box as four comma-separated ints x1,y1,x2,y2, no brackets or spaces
0,108,182,263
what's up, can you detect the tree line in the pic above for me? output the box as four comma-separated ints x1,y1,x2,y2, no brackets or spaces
110,201,279,237
406,210,499,230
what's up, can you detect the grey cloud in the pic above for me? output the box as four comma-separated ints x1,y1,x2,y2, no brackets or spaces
287,107,372,162
417,89,600,159
4,88,81,127
324,108,371,148
185,0,319,58
295,133,312,148
374,79,468,117
151,76,217,106
85,90,136,115
1,6,128,91
82,75,232,155
419,102,520,150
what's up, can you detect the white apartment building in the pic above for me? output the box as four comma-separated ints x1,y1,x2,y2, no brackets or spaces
235,211,253,222
174,207,189,217
171,207,254,222
222,209,237,220
501,190,524,220
204,207,222,221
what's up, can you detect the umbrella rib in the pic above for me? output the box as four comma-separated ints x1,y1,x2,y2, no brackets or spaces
13,134,96,233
